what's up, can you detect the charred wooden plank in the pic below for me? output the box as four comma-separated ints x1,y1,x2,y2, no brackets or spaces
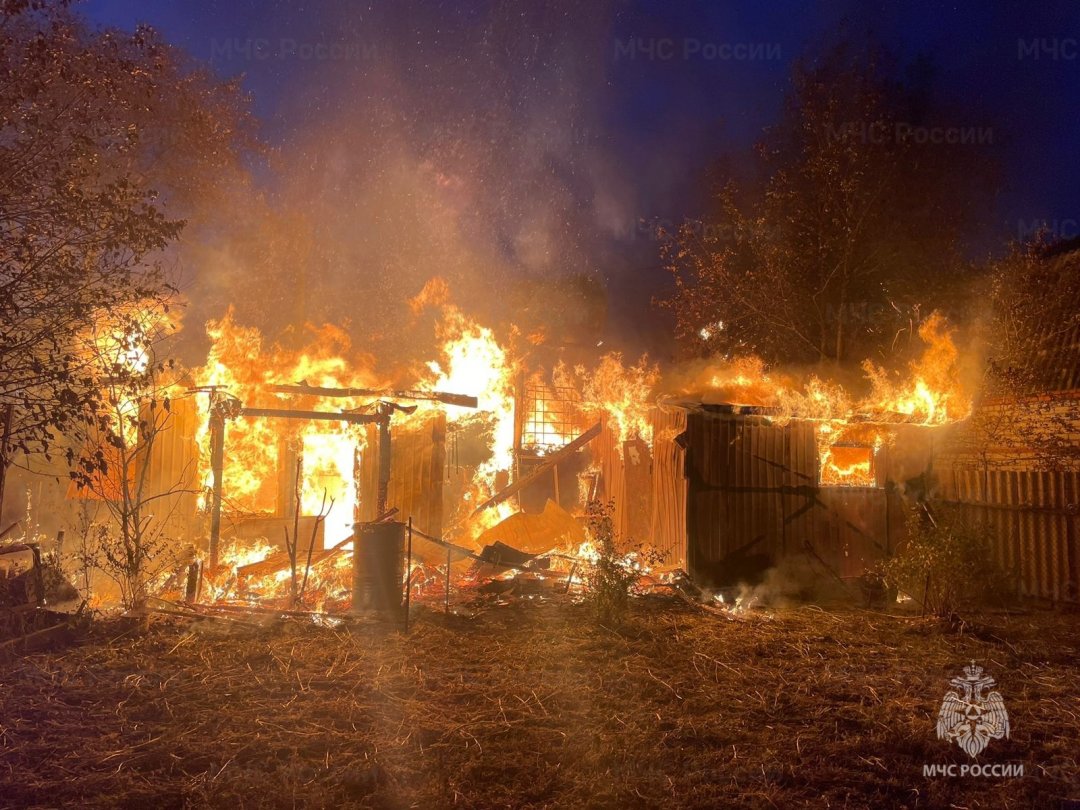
239,407,383,424
265,383,478,409
471,422,603,516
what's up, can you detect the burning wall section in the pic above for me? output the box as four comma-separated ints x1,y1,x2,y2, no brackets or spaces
88,291,977,611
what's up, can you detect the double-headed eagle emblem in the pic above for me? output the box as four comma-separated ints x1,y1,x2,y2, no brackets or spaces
936,661,1010,757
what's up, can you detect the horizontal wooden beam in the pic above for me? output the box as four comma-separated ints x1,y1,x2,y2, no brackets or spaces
239,407,383,425
265,383,478,409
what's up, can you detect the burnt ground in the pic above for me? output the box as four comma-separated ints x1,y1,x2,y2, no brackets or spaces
0,599,1078,809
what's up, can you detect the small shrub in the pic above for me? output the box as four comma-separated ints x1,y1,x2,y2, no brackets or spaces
581,500,665,625
40,552,79,604
882,505,1012,616
95,527,179,610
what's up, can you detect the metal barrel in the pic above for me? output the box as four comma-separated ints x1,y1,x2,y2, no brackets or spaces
351,521,406,615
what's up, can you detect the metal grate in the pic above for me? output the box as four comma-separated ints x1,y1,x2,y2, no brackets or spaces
520,383,582,454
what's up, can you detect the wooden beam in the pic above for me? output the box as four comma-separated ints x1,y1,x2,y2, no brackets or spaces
265,383,478,409
239,407,383,425
208,412,225,569
471,422,602,516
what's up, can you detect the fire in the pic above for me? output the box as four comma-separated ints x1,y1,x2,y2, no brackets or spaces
96,321,150,378
554,353,660,448
300,433,356,544
422,304,516,460
704,356,779,405
521,372,578,454
415,302,519,540
815,427,882,487
193,310,379,523
87,302,180,381
199,537,354,610
77,304,183,442
669,311,971,487
171,282,969,614
192,284,674,570
408,276,451,314
201,539,276,602
862,312,970,425
189,287,528,600
195,314,282,512
582,353,660,446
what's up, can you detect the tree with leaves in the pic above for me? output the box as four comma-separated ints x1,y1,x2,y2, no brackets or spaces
660,40,994,367
0,0,255,510
66,310,196,609
949,239,1080,473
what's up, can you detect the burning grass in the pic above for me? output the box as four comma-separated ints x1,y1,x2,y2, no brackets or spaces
1,600,1077,808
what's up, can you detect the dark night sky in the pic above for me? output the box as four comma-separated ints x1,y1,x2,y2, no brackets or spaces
80,0,1080,351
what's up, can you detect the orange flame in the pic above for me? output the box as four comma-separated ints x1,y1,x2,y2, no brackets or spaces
554,353,660,448
669,312,971,487
193,310,379,544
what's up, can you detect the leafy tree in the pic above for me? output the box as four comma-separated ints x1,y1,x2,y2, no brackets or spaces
66,310,194,609
660,40,994,366
0,0,255,506
951,239,1080,472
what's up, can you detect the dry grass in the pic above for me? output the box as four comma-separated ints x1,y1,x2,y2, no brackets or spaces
0,598,1078,808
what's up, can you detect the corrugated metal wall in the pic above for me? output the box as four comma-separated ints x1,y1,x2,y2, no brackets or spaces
359,415,446,538
591,421,627,535
682,408,1080,600
683,411,907,581
589,408,688,566
650,407,687,566
140,396,200,542
938,467,1079,602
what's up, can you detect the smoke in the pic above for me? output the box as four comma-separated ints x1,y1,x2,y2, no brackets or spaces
708,555,855,611
171,0,635,367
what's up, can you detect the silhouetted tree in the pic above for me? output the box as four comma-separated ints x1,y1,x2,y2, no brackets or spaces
661,40,995,366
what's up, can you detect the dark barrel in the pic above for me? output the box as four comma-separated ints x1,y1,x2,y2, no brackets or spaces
352,521,406,615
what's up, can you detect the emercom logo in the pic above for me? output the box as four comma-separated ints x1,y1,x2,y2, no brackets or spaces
922,661,1024,779
936,661,1010,757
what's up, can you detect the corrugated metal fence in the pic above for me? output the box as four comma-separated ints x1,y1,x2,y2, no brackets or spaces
938,467,1080,602
683,411,904,581
650,407,687,566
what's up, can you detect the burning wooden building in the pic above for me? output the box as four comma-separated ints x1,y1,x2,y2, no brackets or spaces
44,275,1079,612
